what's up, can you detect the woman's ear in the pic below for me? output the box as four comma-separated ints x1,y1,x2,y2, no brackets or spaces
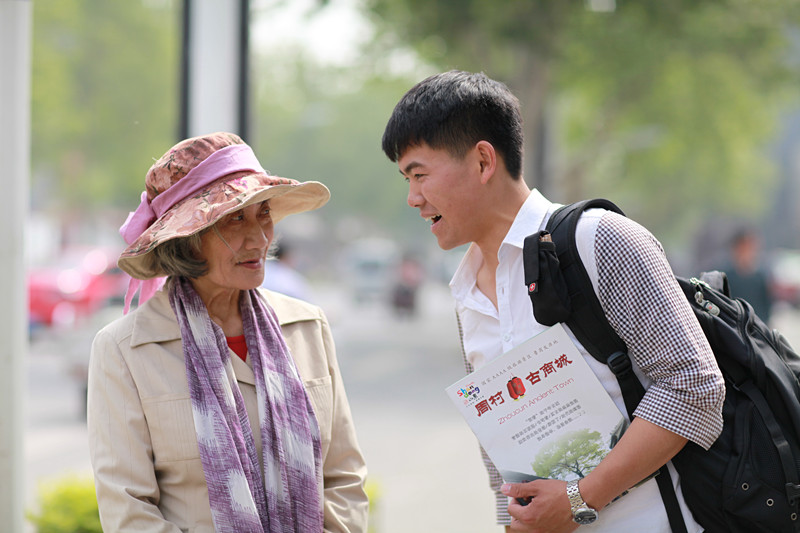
475,140,497,185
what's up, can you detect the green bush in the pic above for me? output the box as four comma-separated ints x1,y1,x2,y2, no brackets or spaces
27,472,102,533
26,471,378,532
365,477,381,533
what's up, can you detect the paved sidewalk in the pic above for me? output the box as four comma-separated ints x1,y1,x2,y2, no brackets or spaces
323,282,501,532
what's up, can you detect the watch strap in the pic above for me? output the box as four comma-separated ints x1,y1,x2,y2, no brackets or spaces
566,479,585,511
566,479,599,524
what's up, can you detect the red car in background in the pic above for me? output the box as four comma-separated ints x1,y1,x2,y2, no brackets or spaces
28,247,128,329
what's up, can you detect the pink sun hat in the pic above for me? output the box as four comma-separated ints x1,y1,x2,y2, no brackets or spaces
117,132,330,309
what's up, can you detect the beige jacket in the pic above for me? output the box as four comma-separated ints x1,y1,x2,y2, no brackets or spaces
87,288,368,532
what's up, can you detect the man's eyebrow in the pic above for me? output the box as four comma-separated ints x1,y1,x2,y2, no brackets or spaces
401,161,422,175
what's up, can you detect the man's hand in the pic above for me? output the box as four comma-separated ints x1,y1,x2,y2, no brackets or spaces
501,479,579,533
498,419,690,531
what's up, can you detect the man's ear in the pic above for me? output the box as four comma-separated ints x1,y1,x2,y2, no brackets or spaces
475,140,497,185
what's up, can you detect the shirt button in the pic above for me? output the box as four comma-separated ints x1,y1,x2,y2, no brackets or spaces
503,334,511,343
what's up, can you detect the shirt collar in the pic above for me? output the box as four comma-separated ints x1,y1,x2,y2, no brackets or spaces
130,288,181,347
449,242,483,302
503,188,554,249
449,188,556,300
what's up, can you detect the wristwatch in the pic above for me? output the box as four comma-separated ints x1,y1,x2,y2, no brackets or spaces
566,479,599,525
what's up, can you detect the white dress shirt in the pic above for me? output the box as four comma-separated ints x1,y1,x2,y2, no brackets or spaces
450,189,723,531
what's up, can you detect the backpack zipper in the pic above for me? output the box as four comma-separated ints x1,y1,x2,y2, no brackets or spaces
690,277,721,316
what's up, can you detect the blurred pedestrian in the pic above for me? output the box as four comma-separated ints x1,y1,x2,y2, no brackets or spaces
87,132,368,532
382,71,723,533
723,227,773,323
391,252,424,318
262,238,313,302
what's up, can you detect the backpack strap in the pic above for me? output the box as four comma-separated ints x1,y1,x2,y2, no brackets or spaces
545,200,627,363
536,199,649,416
523,198,688,533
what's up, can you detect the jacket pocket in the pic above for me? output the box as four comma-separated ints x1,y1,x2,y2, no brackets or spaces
303,376,333,449
141,394,200,463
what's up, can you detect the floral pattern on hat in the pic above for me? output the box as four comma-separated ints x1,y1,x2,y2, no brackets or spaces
145,132,244,201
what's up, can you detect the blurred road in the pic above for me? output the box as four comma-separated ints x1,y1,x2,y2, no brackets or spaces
320,282,500,532
25,282,800,533
24,281,500,533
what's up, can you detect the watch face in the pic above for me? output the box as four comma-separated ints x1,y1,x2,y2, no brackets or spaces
574,507,599,525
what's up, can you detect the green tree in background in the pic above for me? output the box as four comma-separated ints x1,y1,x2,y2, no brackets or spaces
364,0,800,245
250,50,426,245
32,0,426,250
30,1,800,258
32,0,179,233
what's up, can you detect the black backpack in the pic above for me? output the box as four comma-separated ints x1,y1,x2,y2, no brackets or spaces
522,198,800,533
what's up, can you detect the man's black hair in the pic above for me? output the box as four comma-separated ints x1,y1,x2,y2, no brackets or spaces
381,70,524,180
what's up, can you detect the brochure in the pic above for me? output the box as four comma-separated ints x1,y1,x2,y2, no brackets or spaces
446,323,627,484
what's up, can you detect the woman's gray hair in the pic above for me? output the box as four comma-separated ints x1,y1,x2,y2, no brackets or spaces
146,230,209,279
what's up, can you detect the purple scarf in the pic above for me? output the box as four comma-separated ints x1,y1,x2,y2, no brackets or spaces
168,277,323,532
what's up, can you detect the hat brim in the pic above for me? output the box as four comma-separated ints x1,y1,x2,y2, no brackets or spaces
118,171,330,279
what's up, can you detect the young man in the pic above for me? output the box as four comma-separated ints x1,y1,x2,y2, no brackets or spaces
381,70,725,532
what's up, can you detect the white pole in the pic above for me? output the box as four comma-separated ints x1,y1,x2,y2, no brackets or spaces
0,0,32,531
184,0,250,138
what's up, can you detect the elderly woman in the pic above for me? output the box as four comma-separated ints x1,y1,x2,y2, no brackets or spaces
87,132,369,532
